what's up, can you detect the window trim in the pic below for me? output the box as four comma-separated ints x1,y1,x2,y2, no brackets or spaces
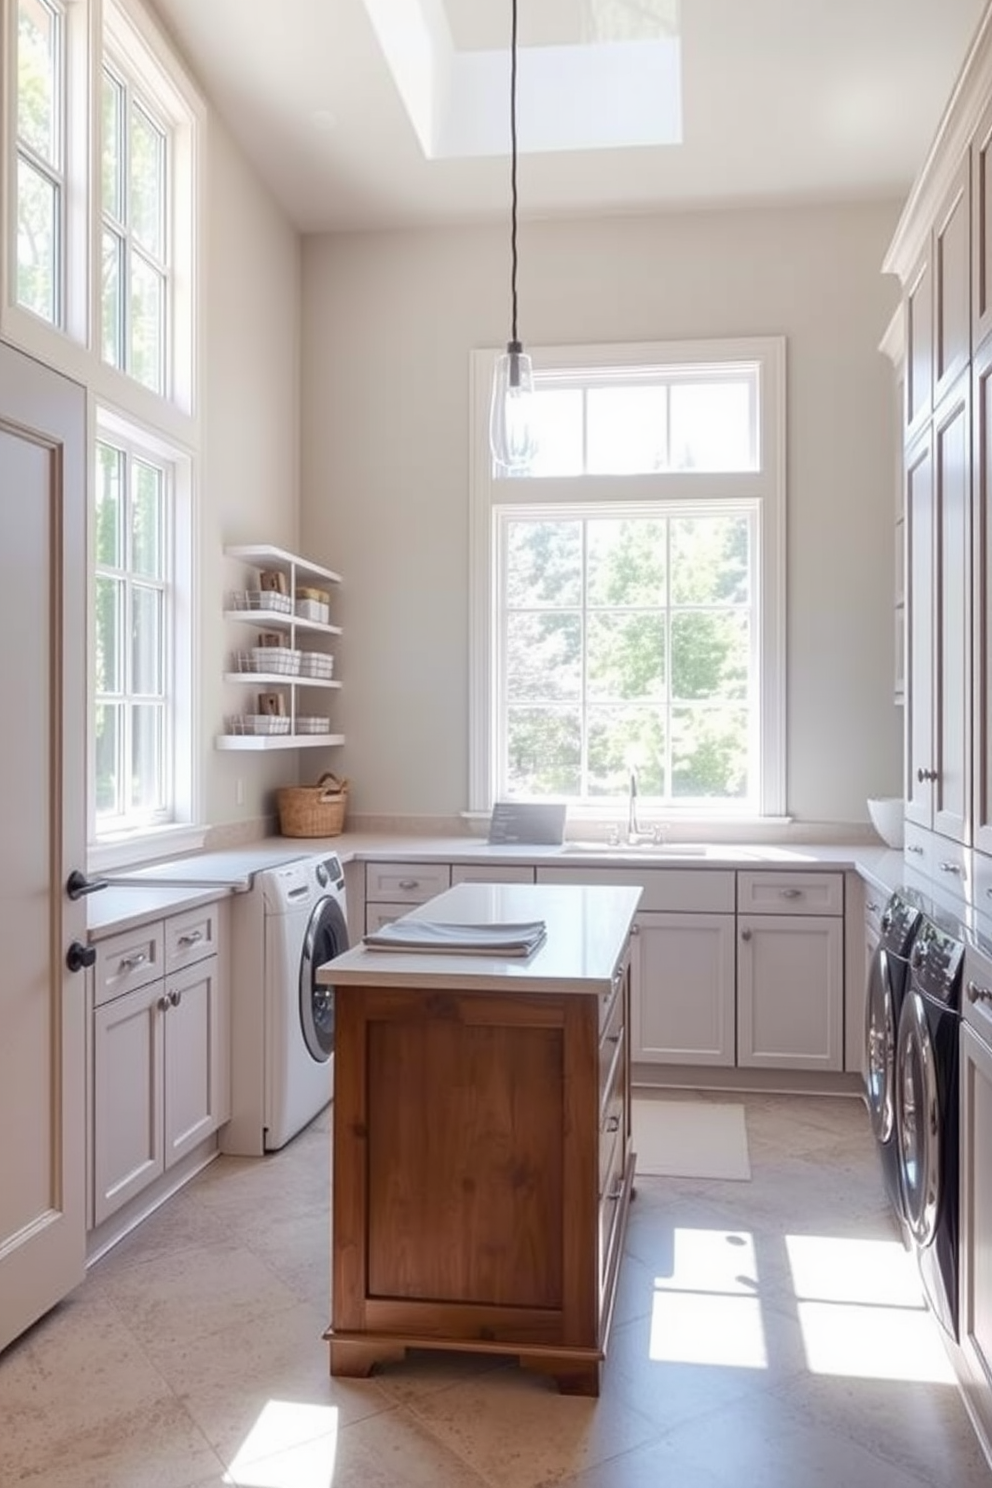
89,404,199,862
468,336,787,822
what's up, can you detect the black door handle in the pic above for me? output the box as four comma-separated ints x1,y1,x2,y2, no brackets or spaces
66,941,96,973
66,870,108,900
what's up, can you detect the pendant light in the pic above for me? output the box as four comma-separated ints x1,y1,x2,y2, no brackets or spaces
489,0,537,472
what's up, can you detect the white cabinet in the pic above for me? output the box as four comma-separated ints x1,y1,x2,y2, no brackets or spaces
736,871,844,1072
904,378,972,844
959,941,992,1453
218,543,344,751
91,903,229,1228
631,912,736,1067
536,865,738,1069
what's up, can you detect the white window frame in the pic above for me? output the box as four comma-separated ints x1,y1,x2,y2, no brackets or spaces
89,405,198,868
3,0,205,866
468,336,787,824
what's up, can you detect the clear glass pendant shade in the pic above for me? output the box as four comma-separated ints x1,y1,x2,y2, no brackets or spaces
490,341,537,472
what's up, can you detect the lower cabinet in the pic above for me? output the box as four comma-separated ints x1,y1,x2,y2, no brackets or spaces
959,949,992,1450
631,912,736,1066
737,914,844,1071
91,903,230,1228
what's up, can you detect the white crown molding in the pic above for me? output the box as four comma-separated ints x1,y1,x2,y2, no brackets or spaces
883,1,992,283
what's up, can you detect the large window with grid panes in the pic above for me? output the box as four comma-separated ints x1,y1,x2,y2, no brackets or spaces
469,338,786,824
6,0,203,859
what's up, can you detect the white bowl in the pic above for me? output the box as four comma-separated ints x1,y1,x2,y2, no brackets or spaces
867,796,905,850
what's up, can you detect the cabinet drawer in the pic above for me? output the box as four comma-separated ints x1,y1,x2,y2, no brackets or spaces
164,904,220,974
93,922,165,1007
599,1030,626,1189
365,861,450,905
737,871,843,916
536,865,735,913
599,986,624,1103
450,863,536,885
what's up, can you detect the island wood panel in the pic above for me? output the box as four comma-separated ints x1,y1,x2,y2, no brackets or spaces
329,974,624,1391
366,1017,565,1306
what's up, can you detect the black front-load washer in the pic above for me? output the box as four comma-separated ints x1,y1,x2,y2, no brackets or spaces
864,890,923,1234
895,909,966,1340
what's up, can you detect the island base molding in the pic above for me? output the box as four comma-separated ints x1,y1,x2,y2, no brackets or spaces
326,1154,633,1399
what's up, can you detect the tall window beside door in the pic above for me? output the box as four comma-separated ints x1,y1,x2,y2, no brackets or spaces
6,0,204,858
469,338,786,822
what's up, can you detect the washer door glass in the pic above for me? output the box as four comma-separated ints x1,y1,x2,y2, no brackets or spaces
895,990,941,1247
865,946,897,1142
299,896,349,1062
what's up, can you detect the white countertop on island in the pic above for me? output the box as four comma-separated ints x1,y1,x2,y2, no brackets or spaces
318,881,643,994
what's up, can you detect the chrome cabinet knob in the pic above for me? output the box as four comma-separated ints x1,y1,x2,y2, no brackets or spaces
967,980,992,1004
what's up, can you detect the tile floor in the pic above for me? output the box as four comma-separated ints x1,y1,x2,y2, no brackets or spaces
3,1091,991,1488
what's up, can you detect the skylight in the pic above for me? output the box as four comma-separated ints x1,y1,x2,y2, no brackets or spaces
361,0,683,158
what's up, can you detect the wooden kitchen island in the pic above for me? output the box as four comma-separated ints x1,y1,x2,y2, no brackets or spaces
316,880,641,1396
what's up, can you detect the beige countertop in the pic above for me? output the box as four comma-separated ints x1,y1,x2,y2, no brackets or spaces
85,831,908,941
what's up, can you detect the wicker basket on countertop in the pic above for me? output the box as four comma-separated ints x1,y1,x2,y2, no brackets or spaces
277,772,349,837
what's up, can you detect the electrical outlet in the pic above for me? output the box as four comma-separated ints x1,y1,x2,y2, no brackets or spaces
235,778,245,807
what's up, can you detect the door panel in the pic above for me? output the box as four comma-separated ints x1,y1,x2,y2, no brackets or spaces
0,343,87,1353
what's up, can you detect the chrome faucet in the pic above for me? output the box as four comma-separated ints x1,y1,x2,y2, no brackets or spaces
627,768,648,844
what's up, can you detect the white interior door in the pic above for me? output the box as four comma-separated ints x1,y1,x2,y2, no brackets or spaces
0,342,87,1353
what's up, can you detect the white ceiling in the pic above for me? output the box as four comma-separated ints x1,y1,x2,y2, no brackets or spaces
148,0,988,233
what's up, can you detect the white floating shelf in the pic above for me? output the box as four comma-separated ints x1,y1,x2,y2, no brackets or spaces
215,733,346,751
222,609,343,637
225,544,342,586
223,673,342,688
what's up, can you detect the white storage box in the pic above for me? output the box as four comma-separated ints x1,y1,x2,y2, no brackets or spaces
230,588,293,615
295,597,330,624
225,714,291,737
295,716,331,734
241,646,300,676
298,651,335,679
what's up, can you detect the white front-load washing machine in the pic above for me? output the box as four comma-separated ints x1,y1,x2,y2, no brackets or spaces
224,852,349,1155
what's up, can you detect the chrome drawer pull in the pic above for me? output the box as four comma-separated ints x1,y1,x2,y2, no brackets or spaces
119,951,147,972
938,861,961,875
607,1178,625,1202
606,1115,620,1133
867,901,880,913
967,980,992,1004
907,844,924,855
169,989,182,1007
157,994,170,1012
178,930,204,947
779,888,803,899
397,879,419,890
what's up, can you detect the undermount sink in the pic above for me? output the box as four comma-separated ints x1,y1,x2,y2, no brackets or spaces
562,841,710,856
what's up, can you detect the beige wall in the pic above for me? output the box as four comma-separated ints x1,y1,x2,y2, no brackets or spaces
199,115,303,825
299,200,904,830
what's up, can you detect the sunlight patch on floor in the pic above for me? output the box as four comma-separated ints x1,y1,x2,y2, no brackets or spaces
785,1234,923,1307
649,1227,768,1368
786,1234,956,1383
225,1401,340,1488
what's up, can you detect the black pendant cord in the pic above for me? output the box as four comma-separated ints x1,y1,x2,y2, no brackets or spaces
510,0,519,348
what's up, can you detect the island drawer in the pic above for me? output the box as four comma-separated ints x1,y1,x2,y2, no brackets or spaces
737,871,843,916
536,865,735,913
365,861,451,905
599,1029,626,1187
599,985,625,1097
93,922,165,1007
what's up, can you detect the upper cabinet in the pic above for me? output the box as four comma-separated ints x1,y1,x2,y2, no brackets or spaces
219,545,344,751
883,12,992,857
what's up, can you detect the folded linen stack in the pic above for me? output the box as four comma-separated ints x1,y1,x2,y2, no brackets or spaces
363,920,547,957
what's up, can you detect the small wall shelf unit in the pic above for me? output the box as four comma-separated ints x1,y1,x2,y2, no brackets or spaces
218,544,345,751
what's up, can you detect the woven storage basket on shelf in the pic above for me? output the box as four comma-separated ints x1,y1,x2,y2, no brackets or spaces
277,772,349,837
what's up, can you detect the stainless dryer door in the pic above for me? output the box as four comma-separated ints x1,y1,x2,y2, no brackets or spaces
299,895,349,1062
865,945,897,1142
895,990,941,1247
